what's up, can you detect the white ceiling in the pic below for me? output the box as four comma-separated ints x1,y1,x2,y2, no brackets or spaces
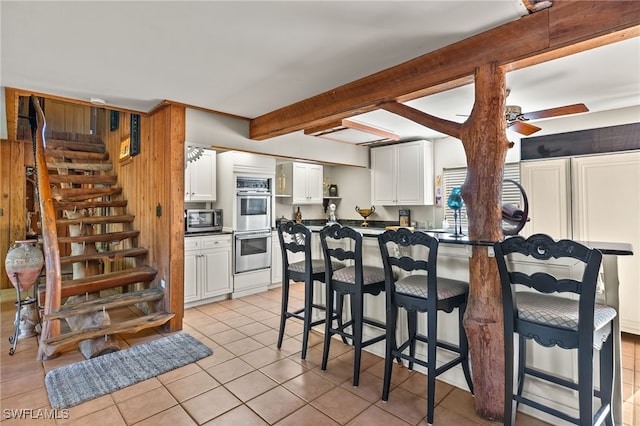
2,1,639,141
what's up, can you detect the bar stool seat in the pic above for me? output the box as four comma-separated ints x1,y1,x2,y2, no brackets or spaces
277,221,345,360
378,228,473,426
495,233,616,426
320,224,390,387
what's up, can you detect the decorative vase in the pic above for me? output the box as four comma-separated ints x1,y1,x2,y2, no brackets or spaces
5,240,44,292
447,187,464,236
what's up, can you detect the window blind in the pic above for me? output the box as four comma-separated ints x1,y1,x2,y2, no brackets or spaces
442,163,521,229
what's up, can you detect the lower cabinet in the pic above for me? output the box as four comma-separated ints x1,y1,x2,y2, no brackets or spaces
184,234,232,306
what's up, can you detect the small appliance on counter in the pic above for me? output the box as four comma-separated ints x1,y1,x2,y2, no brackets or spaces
185,209,223,234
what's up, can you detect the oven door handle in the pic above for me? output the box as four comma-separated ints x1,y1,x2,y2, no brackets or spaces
235,232,272,240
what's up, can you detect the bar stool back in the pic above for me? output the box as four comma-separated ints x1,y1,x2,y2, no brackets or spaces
378,228,473,425
319,224,387,386
494,234,616,426
277,221,345,359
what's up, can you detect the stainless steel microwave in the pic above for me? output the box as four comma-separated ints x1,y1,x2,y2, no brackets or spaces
185,209,222,234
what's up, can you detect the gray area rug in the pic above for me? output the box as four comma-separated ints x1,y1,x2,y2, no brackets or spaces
45,333,213,409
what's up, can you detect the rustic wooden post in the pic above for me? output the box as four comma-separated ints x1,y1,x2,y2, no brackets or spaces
459,62,510,421
381,62,511,421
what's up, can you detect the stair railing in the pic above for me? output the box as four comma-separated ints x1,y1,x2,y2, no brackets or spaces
29,95,63,358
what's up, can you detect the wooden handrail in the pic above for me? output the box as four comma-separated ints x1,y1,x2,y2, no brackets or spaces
29,95,62,359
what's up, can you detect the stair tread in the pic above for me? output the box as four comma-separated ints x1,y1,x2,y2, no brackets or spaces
54,199,128,210
46,149,109,161
47,162,112,171
49,174,117,185
51,187,122,201
57,214,135,226
46,131,103,144
55,230,140,244
46,139,106,153
38,266,157,300
44,288,165,320
60,247,148,265
40,312,175,357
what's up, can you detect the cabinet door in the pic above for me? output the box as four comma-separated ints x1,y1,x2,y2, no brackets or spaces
305,164,324,203
189,149,216,201
184,249,200,303
201,248,232,298
396,142,425,205
572,152,640,334
371,145,397,205
201,236,232,298
292,163,310,203
520,158,571,239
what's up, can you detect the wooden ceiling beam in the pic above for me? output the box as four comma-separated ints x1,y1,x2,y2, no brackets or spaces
250,1,640,140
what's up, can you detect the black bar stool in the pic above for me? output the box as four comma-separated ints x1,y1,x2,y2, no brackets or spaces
494,234,615,426
276,221,345,360
378,228,473,425
319,224,388,387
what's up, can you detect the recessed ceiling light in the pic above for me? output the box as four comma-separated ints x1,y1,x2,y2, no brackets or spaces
90,97,106,105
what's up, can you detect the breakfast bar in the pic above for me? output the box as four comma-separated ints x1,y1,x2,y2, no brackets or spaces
302,224,633,425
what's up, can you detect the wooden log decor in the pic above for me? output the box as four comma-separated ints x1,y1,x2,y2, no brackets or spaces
458,63,510,421
380,63,510,421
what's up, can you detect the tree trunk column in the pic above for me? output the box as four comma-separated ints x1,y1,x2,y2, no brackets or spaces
460,62,510,421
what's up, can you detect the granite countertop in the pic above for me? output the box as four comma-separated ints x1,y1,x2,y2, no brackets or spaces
289,221,634,255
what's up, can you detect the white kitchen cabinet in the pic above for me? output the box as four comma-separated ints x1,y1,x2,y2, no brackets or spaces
185,148,216,201
520,158,572,239
184,234,232,306
370,140,434,206
521,151,640,334
279,162,323,204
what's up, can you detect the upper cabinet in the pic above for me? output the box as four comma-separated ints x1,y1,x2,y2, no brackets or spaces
278,162,323,204
371,140,434,206
185,148,216,201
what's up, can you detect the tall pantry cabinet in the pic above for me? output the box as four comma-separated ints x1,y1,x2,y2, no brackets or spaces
521,151,640,334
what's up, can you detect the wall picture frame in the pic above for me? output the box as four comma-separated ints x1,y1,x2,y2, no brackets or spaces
399,209,411,227
119,137,131,161
109,110,120,131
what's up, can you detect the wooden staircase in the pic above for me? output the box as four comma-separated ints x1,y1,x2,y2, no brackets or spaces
29,97,174,359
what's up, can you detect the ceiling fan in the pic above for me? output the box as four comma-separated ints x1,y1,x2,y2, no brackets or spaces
503,89,589,136
505,103,589,136
457,89,589,136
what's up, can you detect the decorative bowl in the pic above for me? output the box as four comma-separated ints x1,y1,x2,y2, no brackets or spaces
355,206,375,227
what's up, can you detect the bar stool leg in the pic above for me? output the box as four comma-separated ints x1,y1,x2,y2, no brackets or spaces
600,335,614,426
426,308,438,425
407,310,417,370
578,342,595,425
301,276,314,360
458,305,474,393
277,277,290,350
351,293,364,387
382,303,398,400
321,285,334,371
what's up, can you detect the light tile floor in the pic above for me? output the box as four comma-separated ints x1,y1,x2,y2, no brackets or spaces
1,285,638,425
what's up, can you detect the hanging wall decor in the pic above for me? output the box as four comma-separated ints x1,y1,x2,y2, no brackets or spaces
130,113,140,156
109,110,120,131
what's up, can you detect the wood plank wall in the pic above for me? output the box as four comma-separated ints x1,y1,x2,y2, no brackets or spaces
101,105,186,330
0,139,30,289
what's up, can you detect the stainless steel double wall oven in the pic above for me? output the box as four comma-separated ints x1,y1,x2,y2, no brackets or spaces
234,177,272,274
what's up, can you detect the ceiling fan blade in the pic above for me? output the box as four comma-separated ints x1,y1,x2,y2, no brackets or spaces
520,103,589,121
509,121,541,136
